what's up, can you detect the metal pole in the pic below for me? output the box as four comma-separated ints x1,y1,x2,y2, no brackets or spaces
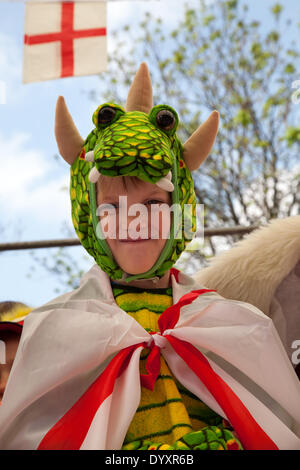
0,225,259,252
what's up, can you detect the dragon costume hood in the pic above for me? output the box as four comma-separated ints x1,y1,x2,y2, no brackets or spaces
55,63,219,282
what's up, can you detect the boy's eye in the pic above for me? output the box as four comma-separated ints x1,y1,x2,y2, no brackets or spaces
97,203,119,215
146,199,165,205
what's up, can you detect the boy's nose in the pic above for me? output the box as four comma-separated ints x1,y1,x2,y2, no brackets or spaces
118,211,150,240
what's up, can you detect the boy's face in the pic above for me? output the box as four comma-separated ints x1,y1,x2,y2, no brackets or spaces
97,176,172,275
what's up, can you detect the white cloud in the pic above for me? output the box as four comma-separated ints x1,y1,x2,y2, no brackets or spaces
0,131,71,235
107,0,200,36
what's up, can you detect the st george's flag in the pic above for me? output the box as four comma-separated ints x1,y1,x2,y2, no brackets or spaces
23,1,107,83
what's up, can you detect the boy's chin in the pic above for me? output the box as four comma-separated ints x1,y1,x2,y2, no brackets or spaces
109,239,167,276
116,255,159,276
118,262,155,276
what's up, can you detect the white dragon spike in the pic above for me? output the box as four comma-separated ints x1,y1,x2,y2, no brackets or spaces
85,150,94,162
89,166,101,183
155,171,174,192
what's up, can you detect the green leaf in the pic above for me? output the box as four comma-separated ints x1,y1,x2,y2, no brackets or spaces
226,0,238,10
238,57,250,70
263,91,286,115
198,43,209,54
283,126,300,146
271,3,283,17
173,51,184,64
210,30,221,41
287,49,299,58
233,110,252,127
266,31,279,42
251,42,262,57
284,64,296,74
202,15,215,26
250,80,262,90
253,139,269,148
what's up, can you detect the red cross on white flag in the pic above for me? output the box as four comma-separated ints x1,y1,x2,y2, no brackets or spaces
23,1,107,83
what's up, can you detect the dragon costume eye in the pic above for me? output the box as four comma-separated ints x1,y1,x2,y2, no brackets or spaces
98,106,117,126
156,109,176,131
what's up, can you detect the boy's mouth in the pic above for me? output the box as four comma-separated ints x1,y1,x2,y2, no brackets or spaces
119,238,150,243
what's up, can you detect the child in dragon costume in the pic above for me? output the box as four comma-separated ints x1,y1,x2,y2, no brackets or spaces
0,63,299,450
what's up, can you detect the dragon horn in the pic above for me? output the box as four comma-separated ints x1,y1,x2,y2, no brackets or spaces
55,96,84,165
183,110,219,171
125,62,153,113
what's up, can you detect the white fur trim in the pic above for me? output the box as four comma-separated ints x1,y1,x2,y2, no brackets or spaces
193,216,300,316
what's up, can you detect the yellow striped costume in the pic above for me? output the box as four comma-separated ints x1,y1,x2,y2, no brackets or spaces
111,282,242,450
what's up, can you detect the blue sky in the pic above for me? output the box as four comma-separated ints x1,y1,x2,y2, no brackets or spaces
0,0,299,309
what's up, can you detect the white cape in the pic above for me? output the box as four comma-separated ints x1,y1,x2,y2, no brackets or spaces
0,265,299,450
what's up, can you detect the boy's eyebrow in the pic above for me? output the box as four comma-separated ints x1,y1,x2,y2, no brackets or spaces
143,187,170,198
99,187,169,202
